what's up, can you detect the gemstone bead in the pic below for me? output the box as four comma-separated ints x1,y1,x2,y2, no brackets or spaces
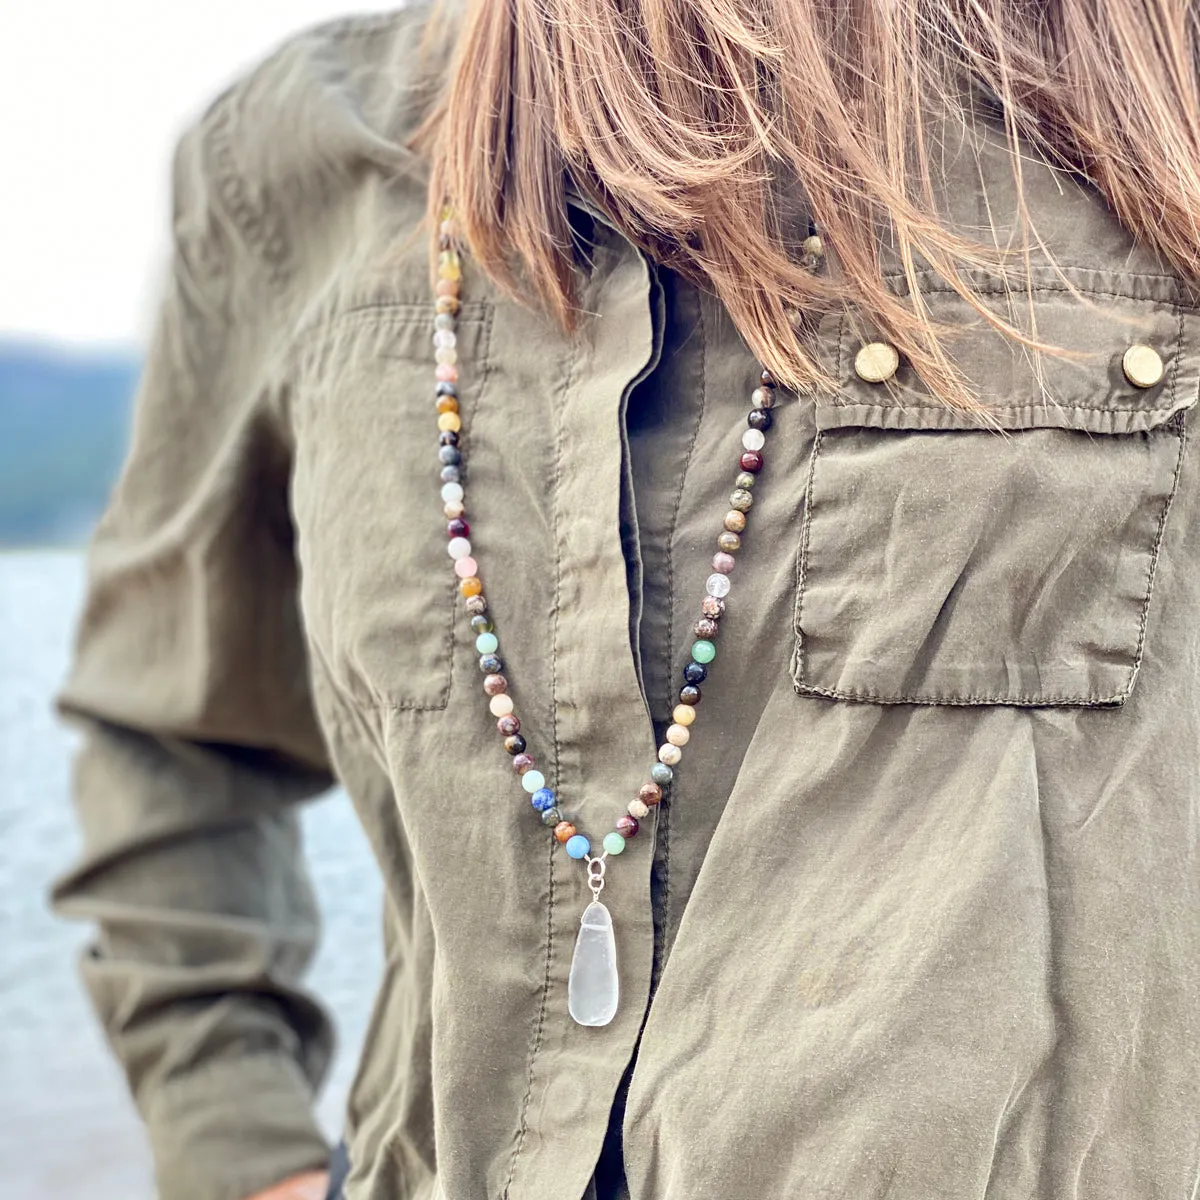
600,832,624,856
717,531,741,553
712,552,735,574
497,714,520,735
748,408,773,431
440,466,461,484
694,617,718,639
436,381,458,397
658,743,682,766
742,428,766,452
436,364,458,383
701,596,726,618
436,296,460,316
465,594,487,614
444,501,465,519
692,639,716,664
628,800,650,820
638,782,663,806
437,395,459,414
666,723,690,747
449,518,470,538
512,753,536,774
679,685,701,705
438,411,463,433
475,631,499,654
735,472,756,491
460,577,482,598
706,573,732,598
439,446,461,466
724,511,746,533
651,763,674,786
438,431,460,449
730,489,753,512
683,661,707,684
489,693,514,717
555,821,577,844
483,673,507,695
565,834,591,860
531,787,556,812
616,815,640,839
454,557,478,579
448,537,472,559
740,450,764,472
751,385,775,409
760,368,777,387
433,329,457,349
442,482,465,504
470,614,492,634
522,770,547,793
541,807,562,826
672,704,696,726
434,312,455,331
479,652,502,673
504,734,527,755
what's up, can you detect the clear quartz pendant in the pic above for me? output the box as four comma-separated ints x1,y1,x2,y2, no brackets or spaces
568,858,619,1027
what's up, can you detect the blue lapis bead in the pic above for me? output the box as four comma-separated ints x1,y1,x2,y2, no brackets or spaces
565,834,591,860
531,787,556,812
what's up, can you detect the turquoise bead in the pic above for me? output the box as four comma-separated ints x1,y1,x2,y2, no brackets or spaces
475,631,499,655
602,832,626,856
565,834,591,859
692,639,716,664
522,769,546,793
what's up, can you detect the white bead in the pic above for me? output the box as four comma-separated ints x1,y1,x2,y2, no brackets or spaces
658,743,682,766
435,347,458,366
447,537,472,560
706,573,731,598
628,800,650,819
489,694,514,717
742,428,765,452
441,482,464,504
666,723,690,747
433,329,457,348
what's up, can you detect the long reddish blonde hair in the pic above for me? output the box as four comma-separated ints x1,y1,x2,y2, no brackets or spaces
416,0,1200,406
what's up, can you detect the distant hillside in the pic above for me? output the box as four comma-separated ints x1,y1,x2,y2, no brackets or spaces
0,341,138,546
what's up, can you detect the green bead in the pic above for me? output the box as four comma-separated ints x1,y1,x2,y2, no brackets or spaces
475,631,499,655
735,471,756,490
691,639,716,664
603,832,627,855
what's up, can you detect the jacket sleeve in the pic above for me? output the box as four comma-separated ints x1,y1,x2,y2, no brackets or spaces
51,113,336,1200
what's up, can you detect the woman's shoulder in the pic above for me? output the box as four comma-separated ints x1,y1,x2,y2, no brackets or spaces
179,5,451,287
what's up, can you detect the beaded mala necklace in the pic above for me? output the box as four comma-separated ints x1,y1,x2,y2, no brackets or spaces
431,208,823,1027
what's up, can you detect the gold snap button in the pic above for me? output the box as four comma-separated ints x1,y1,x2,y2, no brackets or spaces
854,341,900,384
1122,344,1164,389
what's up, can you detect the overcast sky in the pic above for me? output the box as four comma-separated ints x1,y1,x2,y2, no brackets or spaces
0,2,399,349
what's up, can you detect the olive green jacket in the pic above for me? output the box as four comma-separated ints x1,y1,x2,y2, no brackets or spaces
54,8,1200,1200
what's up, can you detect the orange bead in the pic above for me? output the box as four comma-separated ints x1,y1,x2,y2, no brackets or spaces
437,411,462,433
460,577,482,597
554,821,577,844
436,395,459,414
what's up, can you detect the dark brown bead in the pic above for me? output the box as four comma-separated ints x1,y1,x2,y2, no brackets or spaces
638,782,663,806
701,596,726,619
748,408,773,431
740,450,764,473
616,815,640,839
504,734,527,755
497,714,520,736
448,518,470,538
694,617,719,639
512,753,536,774
679,684,702,705
483,673,508,696
751,386,777,410
760,368,777,388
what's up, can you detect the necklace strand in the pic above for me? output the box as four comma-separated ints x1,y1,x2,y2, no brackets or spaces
429,208,822,1022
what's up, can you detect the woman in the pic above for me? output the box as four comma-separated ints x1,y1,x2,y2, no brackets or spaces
53,1,1200,1198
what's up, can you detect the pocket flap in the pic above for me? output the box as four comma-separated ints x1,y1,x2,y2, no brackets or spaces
815,268,1200,434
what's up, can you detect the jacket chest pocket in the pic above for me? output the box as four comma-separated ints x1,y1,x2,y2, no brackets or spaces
291,302,494,712
793,278,1199,707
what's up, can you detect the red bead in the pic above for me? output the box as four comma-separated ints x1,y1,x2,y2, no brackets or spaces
448,518,470,538
638,782,662,806
512,753,536,774
740,450,764,472
616,815,639,839
497,714,520,736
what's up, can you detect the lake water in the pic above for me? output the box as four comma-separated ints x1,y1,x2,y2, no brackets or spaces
0,551,383,1198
